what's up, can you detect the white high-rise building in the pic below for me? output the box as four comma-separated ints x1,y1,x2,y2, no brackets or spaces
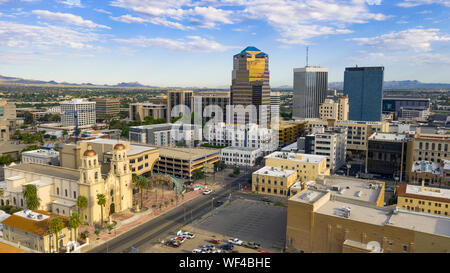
204,122,277,152
60,99,96,127
293,66,328,119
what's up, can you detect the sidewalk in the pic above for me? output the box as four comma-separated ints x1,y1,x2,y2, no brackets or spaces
80,183,222,252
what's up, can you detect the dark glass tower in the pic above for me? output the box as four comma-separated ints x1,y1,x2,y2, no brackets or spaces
230,46,271,126
344,66,384,121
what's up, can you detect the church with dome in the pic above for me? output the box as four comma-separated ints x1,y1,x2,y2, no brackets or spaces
1,142,133,226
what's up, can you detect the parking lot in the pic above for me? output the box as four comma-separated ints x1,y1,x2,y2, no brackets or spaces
143,198,287,253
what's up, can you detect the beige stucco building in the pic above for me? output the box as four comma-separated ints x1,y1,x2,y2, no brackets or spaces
59,139,159,177
1,210,71,253
286,178,450,253
318,96,349,121
252,166,297,197
264,151,329,182
1,143,133,225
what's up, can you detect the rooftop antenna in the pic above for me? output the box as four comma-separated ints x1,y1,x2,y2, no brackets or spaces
306,46,309,67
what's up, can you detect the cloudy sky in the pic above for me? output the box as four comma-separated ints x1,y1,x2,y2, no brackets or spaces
0,0,449,87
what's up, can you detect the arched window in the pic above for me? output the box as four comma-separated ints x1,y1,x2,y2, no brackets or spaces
95,172,98,180
89,160,91,167
65,189,68,197
57,188,60,195
124,165,126,172
110,189,114,196
20,199,23,207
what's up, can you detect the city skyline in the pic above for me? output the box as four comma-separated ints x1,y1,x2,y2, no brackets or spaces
0,0,450,87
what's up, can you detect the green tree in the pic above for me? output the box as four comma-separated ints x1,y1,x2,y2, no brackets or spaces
48,217,65,253
23,184,41,210
192,170,205,180
134,176,148,209
69,213,82,242
96,194,106,227
76,195,88,224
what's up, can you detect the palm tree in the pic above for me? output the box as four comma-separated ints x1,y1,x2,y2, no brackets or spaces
48,217,65,253
76,195,88,224
68,213,82,243
134,176,148,209
96,194,106,227
23,184,41,210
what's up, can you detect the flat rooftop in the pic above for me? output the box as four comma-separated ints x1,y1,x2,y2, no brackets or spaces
387,209,450,237
253,166,296,178
85,139,156,155
24,180,53,187
6,163,80,181
222,146,262,152
22,149,59,157
369,132,409,142
315,176,384,204
265,151,326,164
411,161,441,174
290,188,328,205
400,184,450,201
158,147,220,161
316,200,390,226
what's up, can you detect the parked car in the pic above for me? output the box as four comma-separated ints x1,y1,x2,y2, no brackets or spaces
192,248,202,253
215,200,224,206
209,239,221,244
203,189,212,195
246,242,261,249
193,185,202,191
228,238,243,245
168,240,180,248
220,244,234,251
175,237,186,243
261,197,272,203
177,230,195,239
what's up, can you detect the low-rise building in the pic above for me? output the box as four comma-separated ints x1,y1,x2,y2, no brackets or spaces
252,166,297,197
286,183,450,253
276,121,305,147
264,151,329,182
303,127,347,173
205,122,277,152
129,102,167,122
22,149,60,166
397,183,449,216
304,118,390,153
409,160,450,188
154,147,220,181
411,130,450,164
367,132,412,180
59,139,159,177
220,147,262,167
129,123,201,147
1,210,71,253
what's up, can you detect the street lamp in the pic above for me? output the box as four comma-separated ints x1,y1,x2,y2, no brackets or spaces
347,163,351,176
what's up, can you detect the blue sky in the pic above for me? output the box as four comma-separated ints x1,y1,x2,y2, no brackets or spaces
0,0,449,87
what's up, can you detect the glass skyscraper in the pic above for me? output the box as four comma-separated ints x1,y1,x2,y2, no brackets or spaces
343,66,384,121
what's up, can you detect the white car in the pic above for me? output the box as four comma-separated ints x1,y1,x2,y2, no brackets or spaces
228,238,243,245
177,230,195,239
203,189,212,195
192,248,202,253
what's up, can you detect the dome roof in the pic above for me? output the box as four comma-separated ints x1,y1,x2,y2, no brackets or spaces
83,149,97,157
83,145,96,157
114,143,126,150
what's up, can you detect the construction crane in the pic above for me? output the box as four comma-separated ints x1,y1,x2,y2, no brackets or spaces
63,109,94,144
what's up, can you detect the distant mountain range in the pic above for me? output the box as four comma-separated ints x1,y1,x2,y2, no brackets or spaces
1,75,450,90
0,75,158,88
328,80,450,90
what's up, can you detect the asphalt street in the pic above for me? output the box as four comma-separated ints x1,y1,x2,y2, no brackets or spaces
88,171,253,253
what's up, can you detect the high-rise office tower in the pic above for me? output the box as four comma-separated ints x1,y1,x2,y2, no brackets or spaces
292,66,328,119
167,89,193,120
344,66,384,121
231,46,271,126
270,92,280,123
94,97,120,121
60,99,96,127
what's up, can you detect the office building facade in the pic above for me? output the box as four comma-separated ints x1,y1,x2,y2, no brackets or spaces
344,66,384,121
93,97,120,120
60,99,96,127
293,67,328,119
231,46,271,126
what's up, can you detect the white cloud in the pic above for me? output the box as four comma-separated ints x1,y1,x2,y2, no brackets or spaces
114,35,236,52
0,20,99,50
350,28,450,52
366,0,382,5
59,0,83,7
110,0,389,44
94,8,112,15
32,10,110,29
110,14,193,30
398,0,450,7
